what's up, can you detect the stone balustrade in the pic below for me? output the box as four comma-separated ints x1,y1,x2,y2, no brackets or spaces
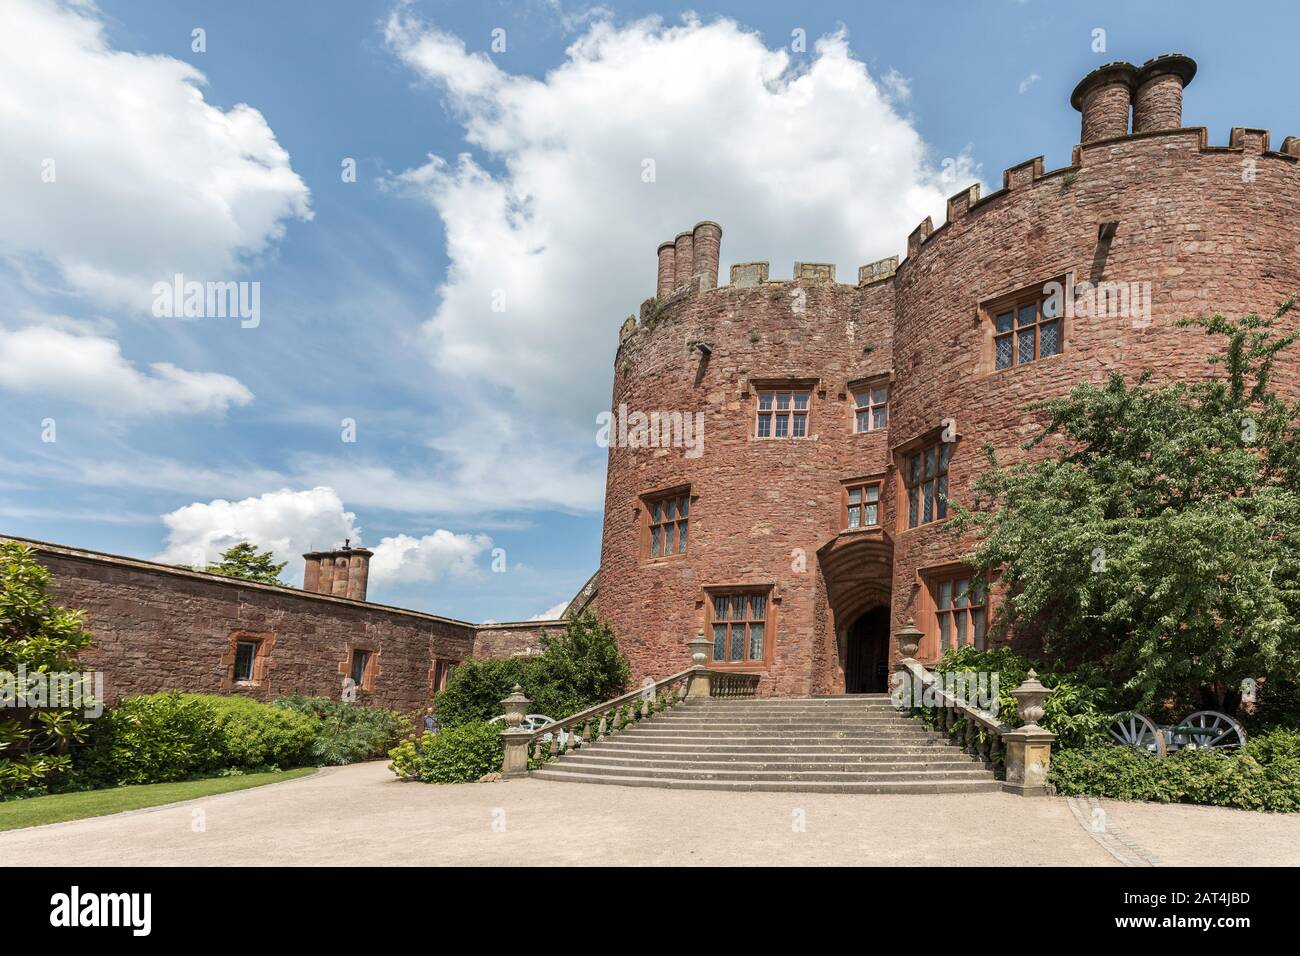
892,618,1057,796
499,631,761,777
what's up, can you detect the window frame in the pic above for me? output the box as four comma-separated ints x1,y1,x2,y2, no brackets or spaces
431,659,460,693
349,649,372,690
754,389,812,440
233,640,258,684
902,440,953,530
851,381,889,433
984,281,1067,374
842,479,883,531
640,486,691,562
917,567,991,659
223,630,274,690
704,586,775,668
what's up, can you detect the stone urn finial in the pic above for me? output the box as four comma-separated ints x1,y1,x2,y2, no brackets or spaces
895,618,923,660
1010,669,1051,727
501,683,531,729
688,630,711,666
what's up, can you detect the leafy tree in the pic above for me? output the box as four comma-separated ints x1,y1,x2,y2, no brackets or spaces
433,612,630,726
950,303,1300,713
0,541,94,795
198,542,288,586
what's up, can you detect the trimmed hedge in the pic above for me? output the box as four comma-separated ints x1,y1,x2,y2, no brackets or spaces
73,691,405,789
388,722,501,784
78,692,224,786
1049,728,1300,812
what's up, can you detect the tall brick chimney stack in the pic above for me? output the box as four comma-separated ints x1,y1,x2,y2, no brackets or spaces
656,240,676,298
673,230,694,289
1071,61,1138,143
1132,54,1196,133
691,221,722,291
302,542,373,601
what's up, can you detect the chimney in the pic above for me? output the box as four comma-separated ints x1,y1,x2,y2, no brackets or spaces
656,240,677,298
1070,61,1137,143
673,231,694,290
302,552,323,592
1132,54,1196,134
691,221,722,291
302,543,373,601
347,548,373,601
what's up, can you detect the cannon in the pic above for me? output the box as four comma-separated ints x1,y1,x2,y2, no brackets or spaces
1106,710,1246,757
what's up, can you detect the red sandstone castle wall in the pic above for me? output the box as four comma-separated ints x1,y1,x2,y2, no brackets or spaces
25,542,477,713
889,127,1300,665
602,68,1300,696
600,265,898,696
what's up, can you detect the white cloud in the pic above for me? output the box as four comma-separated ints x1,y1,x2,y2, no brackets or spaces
0,0,311,308
0,324,253,415
529,600,570,621
385,13,980,428
154,486,492,587
1019,73,1041,95
156,487,358,574
368,531,493,585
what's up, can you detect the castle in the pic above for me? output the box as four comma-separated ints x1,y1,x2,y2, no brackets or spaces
8,53,1300,708
597,54,1300,697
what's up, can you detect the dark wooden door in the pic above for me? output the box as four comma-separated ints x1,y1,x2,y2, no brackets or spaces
846,607,890,694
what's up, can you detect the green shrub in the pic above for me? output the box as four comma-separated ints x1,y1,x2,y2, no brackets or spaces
0,541,95,796
200,695,317,769
273,696,408,764
78,692,223,786
77,692,319,787
933,645,1115,749
1049,729,1300,812
434,613,630,726
388,722,501,784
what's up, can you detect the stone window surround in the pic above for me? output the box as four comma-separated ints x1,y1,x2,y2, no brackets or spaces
429,658,461,694
978,271,1072,376
914,563,993,661
848,372,892,433
638,484,692,564
221,629,276,691
340,639,380,693
897,430,955,531
745,376,822,442
701,583,777,670
841,474,885,531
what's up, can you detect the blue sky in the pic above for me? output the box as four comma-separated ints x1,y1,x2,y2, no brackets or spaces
1,0,1296,622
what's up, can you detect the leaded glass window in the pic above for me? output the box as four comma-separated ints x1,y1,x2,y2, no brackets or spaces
993,291,1063,370
932,573,987,655
645,490,689,559
853,384,888,433
905,441,951,529
709,590,769,663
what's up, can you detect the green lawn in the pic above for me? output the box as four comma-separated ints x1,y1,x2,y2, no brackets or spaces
0,767,318,832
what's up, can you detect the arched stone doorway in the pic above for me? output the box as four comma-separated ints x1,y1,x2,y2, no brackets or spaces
815,528,894,695
845,606,890,694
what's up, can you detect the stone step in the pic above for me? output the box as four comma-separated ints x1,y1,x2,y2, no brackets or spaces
530,767,1002,794
643,719,921,729
560,752,981,772
603,733,941,749
587,742,958,756
543,759,993,784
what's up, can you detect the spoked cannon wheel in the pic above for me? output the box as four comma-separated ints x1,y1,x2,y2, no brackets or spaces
1106,712,1167,756
1169,710,1246,751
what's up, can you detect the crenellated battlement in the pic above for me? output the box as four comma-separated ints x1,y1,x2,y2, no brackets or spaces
640,55,1299,316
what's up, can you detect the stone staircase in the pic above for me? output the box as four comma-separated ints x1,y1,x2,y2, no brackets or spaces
530,694,1001,793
